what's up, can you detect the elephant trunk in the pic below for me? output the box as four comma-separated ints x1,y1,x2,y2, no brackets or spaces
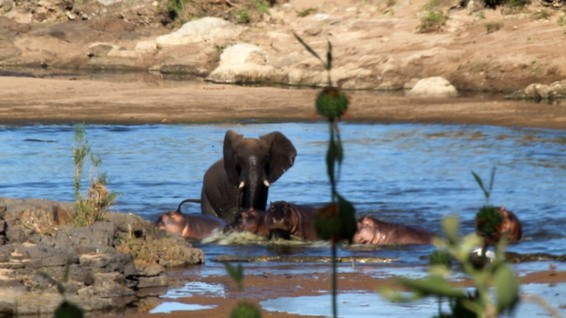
242,157,269,211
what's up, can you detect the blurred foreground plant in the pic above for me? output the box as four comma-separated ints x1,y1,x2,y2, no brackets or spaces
379,168,521,318
73,125,117,227
225,263,262,318
294,32,357,318
380,214,520,318
40,264,84,318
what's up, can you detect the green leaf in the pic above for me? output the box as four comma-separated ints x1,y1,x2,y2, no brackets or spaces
224,263,244,291
55,300,84,318
494,264,520,313
293,32,325,67
326,39,333,71
442,215,460,244
396,276,466,298
488,167,497,196
336,194,357,241
471,170,489,201
230,301,262,318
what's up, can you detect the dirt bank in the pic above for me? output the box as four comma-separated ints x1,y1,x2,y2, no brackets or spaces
1,76,565,129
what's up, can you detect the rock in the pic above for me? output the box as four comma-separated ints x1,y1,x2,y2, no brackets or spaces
155,17,243,47
207,43,279,84
0,197,203,316
506,80,566,101
406,76,459,97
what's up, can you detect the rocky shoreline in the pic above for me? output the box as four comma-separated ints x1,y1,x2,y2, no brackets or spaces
0,197,203,316
2,0,566,94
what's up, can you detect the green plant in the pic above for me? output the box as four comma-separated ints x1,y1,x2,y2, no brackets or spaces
557,14,565,26
166,0,188,21
504,0,529,8
532,9,552,20
225,263,262,318
297,7,317,17
255,0,270,15
380,215,520,318
40,264,84,318
73,125,117,227
485,22,503,34
294,32,357,318
236,8,252,24
419,9,448,33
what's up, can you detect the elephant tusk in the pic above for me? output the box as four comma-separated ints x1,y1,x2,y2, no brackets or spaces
238,181,245,189
263,180,270,187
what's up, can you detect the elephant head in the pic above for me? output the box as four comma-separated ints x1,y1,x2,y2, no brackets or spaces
200,130,297,221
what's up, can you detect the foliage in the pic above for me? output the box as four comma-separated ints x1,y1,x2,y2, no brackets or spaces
40,264,84,318
225,263,263,318
379,168,525,317
298,7,317,17
73,125,117,227
485,22,503,34
166,0,188,21
294,32,357,318
236,8,252,24
419,9,448,33
379,215,520,318
483,0,530,9
255,0,270,15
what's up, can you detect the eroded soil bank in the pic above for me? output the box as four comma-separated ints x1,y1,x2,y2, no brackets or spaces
1,76,565,129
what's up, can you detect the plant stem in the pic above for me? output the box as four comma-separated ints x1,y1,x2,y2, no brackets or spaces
331,239,338,318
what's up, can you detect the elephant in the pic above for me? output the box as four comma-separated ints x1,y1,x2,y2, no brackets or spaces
200,130,297,222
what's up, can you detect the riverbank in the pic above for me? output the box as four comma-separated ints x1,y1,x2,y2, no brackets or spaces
1,76,565,130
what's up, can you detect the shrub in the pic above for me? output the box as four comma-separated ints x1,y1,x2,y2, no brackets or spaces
72,125,117,227
166,0,188,21
418,9,448,33
485,21,503,33
236,8,252,24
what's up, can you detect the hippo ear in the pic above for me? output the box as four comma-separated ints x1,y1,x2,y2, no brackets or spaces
260,131,297,183
223,130,244,185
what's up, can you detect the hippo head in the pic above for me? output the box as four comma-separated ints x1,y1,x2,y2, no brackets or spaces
224,208,269,237
266,201,297,239
495,207,522,243
156,210,188,236
352,216,380,244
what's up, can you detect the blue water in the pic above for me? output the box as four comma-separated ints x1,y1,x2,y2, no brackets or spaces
0,123,565,262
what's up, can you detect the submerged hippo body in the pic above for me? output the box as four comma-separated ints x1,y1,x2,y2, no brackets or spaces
266,201,318,240
352,216,434,245
156,210,225,240
224,209,270,238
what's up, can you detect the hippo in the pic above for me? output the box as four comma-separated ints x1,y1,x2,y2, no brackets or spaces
352,216,434,245
224,208,270,238
265,201,319,240
478,206,522,244
156,199,225,240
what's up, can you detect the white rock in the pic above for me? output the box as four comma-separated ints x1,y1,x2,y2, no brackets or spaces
406,76,458,97
207,43,276,83
156,17,243,47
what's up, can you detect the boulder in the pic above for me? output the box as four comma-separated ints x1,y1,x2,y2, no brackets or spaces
154,17,243,48
506,80,566,101
207,43,279,84
406,76,459,97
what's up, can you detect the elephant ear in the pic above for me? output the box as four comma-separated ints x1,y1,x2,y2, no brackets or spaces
223,130,244,185
261,131,297,183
